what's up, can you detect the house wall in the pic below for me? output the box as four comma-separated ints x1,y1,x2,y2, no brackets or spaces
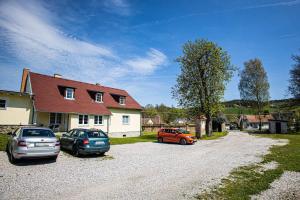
68,114,109,133
269,121,288,134
108,109,141,137
246,122,269,130
0,94,32,125
36,112,49,126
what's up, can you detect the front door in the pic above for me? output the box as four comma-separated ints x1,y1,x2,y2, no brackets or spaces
276,122,281,133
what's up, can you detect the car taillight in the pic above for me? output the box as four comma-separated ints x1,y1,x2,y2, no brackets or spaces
83,139,89,145
55,140,60,146
17,140,27,147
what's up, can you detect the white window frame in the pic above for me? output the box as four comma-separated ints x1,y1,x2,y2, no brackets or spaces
94,115,103,125
119,96,126,105
95,93,103,103
65,88,74,100
0,99,7,110
122,115,129,125
49,113,62,124
79,114,89,125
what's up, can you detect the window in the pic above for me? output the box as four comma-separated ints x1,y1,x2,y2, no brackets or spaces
49,113,62,124
86,130,107,138
22,129,55,137
122,115,129,125
0,99,6,109
79,115,88,125
65,88,74,100
95,93,103,103
94,115,103,125
72,130,79,137
119,96,125,105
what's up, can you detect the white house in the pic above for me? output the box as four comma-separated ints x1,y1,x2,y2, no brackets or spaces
0,68,142,137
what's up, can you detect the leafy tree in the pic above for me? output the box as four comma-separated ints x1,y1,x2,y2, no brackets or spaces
288,53,300,99
143,104,158,118
172,39,235,137
238,58,270,130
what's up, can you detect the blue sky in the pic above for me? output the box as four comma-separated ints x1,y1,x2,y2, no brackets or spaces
0,0,299,106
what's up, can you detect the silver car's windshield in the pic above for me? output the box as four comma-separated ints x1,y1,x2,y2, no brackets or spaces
22,129,55,137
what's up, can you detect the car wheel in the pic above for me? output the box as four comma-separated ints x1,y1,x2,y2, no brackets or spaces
72,145,80,157
50,155,58,161
180,138,187,145
6,143,9,153
99,152,105,156
9,148,17,164
158,137,163,143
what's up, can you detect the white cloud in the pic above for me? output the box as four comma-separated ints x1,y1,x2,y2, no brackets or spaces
103,0,131,16
131,0,300,29
243,0,300,9
0,0,167,86
125,48,167,75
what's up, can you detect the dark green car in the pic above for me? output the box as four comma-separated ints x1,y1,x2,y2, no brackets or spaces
60,129,110,156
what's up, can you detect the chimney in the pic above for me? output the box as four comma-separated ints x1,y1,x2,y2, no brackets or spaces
20,68,30,92
54,73,62,78
95,83,101,86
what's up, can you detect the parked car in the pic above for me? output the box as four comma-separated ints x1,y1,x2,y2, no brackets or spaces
6,127,60,163
157,128,197,145
60,129,110,156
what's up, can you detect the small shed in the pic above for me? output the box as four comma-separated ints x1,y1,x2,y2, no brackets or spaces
269,119,288,134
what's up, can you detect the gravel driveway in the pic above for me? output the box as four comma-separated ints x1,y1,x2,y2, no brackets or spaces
0,131,286,200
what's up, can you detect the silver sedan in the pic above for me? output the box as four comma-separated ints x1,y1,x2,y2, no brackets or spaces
6,127,60,163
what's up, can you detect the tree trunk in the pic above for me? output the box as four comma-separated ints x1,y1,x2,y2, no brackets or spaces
205,114,212,136
195,118,201,139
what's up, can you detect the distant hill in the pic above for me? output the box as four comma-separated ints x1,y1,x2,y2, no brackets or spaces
223,98,300,115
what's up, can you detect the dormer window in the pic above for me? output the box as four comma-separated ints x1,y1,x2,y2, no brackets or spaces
119,96,125,105
65,88,74,100
95,93,103,103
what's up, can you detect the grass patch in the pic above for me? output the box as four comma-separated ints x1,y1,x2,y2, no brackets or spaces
0,134,9,151
110,132,157,145
201,132,228,140
196,133,300,200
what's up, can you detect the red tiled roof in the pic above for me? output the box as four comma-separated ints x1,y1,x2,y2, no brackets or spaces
29,72,142,115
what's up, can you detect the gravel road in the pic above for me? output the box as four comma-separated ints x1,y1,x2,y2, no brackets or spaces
252,171,300,200
0,131,287,200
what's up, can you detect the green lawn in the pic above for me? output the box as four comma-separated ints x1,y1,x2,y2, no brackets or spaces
200,131,228,140
0,134,9,151
110,132,157,145
196,133,300,200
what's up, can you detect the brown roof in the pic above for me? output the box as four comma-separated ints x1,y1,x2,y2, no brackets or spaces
244,115,273,123
29,72,142,115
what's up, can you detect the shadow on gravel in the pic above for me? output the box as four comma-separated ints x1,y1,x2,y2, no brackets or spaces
60,149,107,158
6,151,57,166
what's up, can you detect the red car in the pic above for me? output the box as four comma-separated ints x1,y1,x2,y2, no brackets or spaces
157,128,197,145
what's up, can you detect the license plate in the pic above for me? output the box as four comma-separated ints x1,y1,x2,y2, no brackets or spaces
95,141,105,145
35,143,50,147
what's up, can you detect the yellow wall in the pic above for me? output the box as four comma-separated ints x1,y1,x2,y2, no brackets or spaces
0,94,32,125
36,112,49,126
